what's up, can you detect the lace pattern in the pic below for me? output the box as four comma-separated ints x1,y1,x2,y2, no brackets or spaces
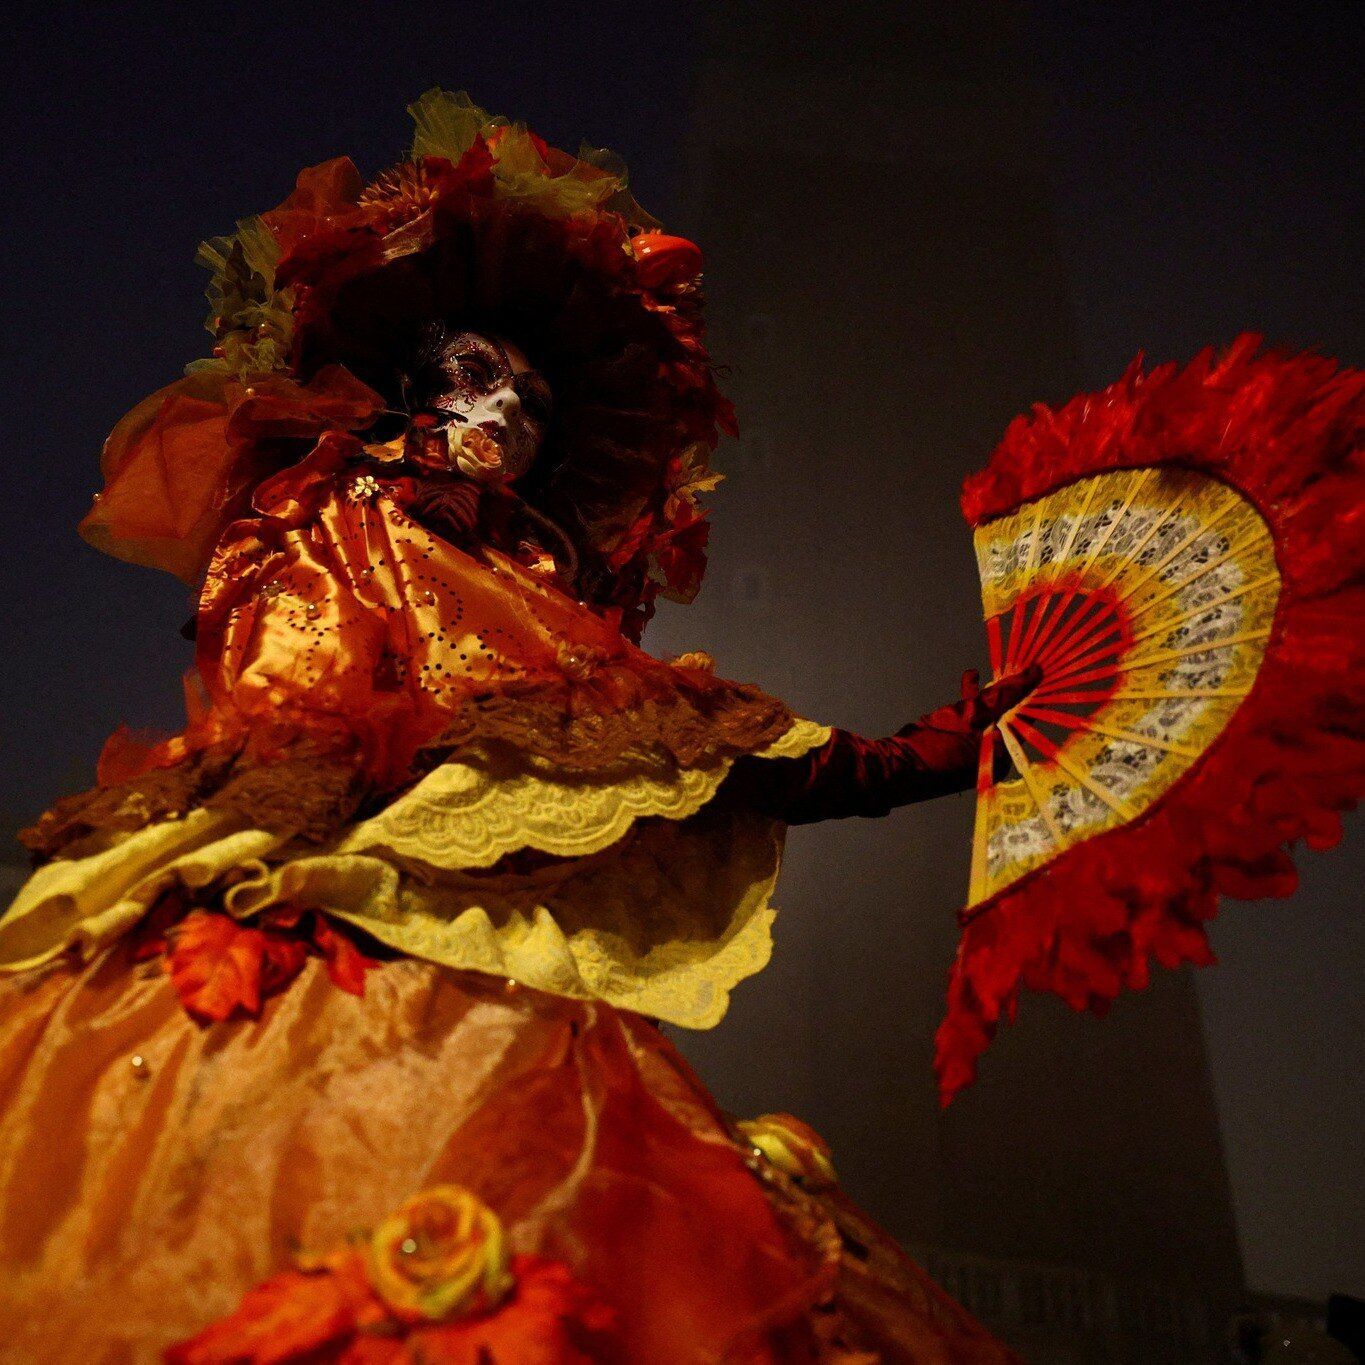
969,467,1279,907
343,717,830,873
1,719,831,1025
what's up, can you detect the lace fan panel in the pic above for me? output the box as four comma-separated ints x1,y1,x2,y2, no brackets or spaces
968,467,1280,912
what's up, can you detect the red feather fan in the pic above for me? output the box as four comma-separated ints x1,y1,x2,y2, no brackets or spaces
936,334,1365,1104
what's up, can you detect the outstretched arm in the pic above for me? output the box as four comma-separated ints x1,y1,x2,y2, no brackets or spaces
724,668,1039,825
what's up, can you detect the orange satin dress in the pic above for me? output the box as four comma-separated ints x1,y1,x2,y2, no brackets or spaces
0,949,1015,1363
0,445,1018,1363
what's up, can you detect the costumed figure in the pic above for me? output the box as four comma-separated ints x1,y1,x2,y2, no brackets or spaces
0,92,1029,1363
4,92,1364,1363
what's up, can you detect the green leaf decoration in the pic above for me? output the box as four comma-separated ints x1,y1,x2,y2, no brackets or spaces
489,125,622,219
408,87,494,162
191,216,293,378
578,144,661,230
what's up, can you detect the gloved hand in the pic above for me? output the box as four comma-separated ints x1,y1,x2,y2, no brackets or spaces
900,665,1042,740
723,665,1041,826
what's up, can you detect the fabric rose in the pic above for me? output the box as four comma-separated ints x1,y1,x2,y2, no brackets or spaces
366,1186,512,1322
737,1113,838,1192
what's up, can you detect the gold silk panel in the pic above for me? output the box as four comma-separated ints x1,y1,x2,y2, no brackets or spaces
0,952,1017,1363
0,956,822,1362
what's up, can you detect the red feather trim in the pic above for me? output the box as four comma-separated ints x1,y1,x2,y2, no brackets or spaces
937,335,1365,1104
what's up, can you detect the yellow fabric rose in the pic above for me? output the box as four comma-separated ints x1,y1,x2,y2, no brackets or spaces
366,1185,512,1322
737,1113,838,1192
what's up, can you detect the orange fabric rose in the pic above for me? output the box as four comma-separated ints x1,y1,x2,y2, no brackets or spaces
366,1186,511,1323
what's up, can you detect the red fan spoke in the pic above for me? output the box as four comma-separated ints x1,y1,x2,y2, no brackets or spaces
968,732,998,902
1028,593,1123,663
1017,585,1086,667
976,729,998,795
1006,715,1063,762
1032,620,1122,677
1035,630,1125,686
1003,594,1038,673
1012,588,1067,667
1015,703,1095,732
1034,660,1124,692
1030,587,1108,654
1024,685,1117,708
986,613,1005,674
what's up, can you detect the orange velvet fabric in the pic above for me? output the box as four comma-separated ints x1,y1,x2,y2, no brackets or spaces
0,953,1014,1364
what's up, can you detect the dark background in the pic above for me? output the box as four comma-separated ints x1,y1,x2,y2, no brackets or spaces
1,0,1360,1328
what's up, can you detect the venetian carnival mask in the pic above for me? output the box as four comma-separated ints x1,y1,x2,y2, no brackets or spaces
405,327,553,484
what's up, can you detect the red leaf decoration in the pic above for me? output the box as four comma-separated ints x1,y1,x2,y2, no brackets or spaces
166,1251,614,1364
166,911,308,1024
165,1257,379,1364
400,1256,615,1365
311,914,378,997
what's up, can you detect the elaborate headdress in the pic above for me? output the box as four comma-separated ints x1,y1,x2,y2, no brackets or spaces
82,90,732,635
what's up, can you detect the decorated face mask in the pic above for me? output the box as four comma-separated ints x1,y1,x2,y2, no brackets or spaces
406,329,553,483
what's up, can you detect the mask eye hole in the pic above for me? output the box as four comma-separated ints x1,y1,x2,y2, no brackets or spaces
412,408,464,430
443,338,507,392
512,373,553,423
457,356,497,387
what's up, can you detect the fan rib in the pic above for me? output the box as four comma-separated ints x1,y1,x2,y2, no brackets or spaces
1125,572,1279,650
1027,594,1110,668
1011,483,1100,666
1021,706,1203,759
986,612,1004,675
1120,488,1243,600
1004,505,1049,672
1093,490,1185,591
1057,477,1102,563
1034,661,1123,691
1033,628,1125,686
1081,470,1153,573
1012,587,1059,671
968,734,997,904
998,721,1068,852
1009,716,1137,818
1031,611,1122,672
1024,685,1119,707
1126,627,1273,671
1121,535,1274,628
1109,686,1250,701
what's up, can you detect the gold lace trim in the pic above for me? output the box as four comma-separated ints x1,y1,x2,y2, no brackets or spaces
343,717,830,873
1,719,831,1026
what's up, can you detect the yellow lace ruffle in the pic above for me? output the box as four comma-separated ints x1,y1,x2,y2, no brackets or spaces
0,718,830,1027
337,716,830,874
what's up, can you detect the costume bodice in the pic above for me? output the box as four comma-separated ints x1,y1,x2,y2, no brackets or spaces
191,436,635,782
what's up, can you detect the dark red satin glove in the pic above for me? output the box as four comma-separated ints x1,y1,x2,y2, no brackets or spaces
724,666,1039,825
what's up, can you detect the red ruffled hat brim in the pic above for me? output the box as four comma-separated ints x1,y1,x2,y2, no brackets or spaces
82,92,732,636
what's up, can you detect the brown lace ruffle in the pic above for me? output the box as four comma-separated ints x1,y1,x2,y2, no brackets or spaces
20,670,793,863
20,742,364,863
419,671,795,774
